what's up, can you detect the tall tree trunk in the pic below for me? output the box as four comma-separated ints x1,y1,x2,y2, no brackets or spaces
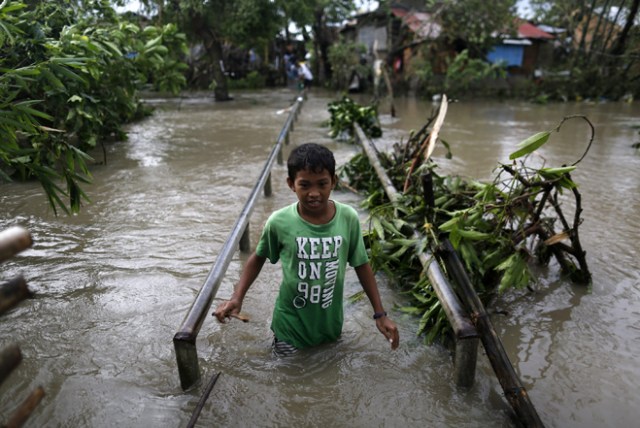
585,0,612,63
604,0,638,96
311,7,335,86
574,0,598,66
313,8,327,84
601,0,626,55
207,33,232,101
611,0,640,55
193,15,231,101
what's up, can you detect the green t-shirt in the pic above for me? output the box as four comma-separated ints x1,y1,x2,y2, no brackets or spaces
256,200,369,349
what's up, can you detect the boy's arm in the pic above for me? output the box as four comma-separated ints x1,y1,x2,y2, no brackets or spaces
213,252,266,323
355,262,400,350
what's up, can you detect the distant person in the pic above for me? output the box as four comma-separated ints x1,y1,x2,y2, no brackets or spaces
214,143,400,356
284,53,297,81
297,61,313,89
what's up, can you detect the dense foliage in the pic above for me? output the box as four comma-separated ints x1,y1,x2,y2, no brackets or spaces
338,103,591,344
0,0,187,214
526,0,640,100
136,0,360,97
327,39,370,90
327,96,382,139
444,49,507,96
435,0,518,57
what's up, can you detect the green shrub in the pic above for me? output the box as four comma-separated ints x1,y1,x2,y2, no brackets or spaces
0,1,188,214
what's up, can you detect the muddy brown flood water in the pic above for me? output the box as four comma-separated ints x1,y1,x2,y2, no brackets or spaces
1,88,639,427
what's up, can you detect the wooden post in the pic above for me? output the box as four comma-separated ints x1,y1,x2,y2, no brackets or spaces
239,224,250,253
264,173,273,197
454,337,479,387
186,371,221,428
174,334,201,391
421,173,435,210
439,239,545,427
0,227,32,263
0,276,33,316
4,386,45,428
0,344,22,386
355,124,479,387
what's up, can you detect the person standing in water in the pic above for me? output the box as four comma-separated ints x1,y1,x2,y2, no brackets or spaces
297,61,313,89
214,143,399,356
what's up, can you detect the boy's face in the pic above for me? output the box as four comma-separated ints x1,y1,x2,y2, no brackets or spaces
287,168,337,217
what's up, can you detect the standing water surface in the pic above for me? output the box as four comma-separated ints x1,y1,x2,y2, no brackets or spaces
1,89,639,427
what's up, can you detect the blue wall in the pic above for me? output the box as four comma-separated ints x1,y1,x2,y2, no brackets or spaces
487,45,524,67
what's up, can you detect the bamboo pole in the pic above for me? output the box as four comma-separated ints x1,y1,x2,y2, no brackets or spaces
4,386,45,428
0,276,33,316
239,224,251,253
439,239,545,427
355,123,544,426
0,344,22,387
0,227,32,263
354,124,478,365
186,371,221,428
174,97,304,391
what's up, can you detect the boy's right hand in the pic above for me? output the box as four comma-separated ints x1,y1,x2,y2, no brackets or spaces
213,299,242,323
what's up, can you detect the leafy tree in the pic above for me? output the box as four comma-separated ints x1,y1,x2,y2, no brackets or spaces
327,39,370,89
527,0,639,99
0,0,187,214
609,0,639,55
280,0,357,83
527,0,638,60
131,0,361,93
134,0,283,100
433,0,518,58
444,49,506,96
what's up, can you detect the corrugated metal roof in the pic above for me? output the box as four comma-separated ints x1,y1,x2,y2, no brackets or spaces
391,7,441,40
503,38,533,46
517,22,554,39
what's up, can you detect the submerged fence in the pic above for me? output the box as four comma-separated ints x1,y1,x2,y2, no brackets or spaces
173,96,304,391
0,226,45,427
353,123,544,427
353,125,480,387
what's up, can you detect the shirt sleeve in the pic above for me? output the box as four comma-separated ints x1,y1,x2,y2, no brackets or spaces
256,216,280,264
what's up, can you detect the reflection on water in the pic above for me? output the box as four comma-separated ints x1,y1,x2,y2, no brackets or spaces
1,89,639,427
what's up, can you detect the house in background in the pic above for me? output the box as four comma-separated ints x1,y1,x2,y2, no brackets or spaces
340,8,388,57
486,21,555,77
389,5,444,74
340,2,562,94
340,2,444,83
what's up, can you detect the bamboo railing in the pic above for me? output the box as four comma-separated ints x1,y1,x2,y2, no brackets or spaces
353,125,479,387
0,226,44,427
353,123,545,427
173,96,304,391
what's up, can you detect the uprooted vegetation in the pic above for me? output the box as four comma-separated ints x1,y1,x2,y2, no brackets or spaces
333,97,592,343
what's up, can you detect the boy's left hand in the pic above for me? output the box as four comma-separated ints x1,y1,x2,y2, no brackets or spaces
376,317,400,350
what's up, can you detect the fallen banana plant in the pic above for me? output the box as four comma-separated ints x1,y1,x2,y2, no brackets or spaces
338,103,592,344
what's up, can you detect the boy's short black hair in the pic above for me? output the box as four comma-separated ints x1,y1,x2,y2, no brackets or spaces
287,143,336,181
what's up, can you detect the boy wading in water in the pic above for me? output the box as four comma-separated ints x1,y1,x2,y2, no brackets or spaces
214,143,399,356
